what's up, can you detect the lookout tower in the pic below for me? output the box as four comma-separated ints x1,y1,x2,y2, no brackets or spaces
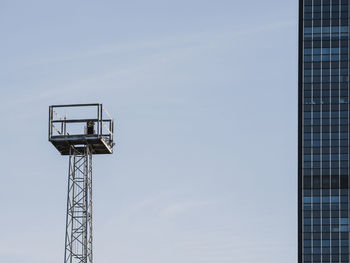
49,103,114,263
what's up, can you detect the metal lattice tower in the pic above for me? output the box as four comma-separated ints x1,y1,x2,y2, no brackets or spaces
64,147,93,262
49,104,114,263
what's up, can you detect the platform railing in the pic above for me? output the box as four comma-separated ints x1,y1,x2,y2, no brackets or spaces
49,104,114,146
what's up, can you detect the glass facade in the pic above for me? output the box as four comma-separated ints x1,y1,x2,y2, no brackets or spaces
299,0,350,263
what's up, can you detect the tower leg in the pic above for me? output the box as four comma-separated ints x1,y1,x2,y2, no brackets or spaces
64,146,93,263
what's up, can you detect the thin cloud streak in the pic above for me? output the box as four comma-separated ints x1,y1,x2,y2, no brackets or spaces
0,20,295,113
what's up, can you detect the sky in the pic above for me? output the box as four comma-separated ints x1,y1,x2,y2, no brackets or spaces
0,1,298,262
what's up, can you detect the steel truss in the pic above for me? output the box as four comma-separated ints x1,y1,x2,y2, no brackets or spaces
64,146,93,263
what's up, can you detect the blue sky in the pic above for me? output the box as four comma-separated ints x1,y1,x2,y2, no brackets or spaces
0,1,298,262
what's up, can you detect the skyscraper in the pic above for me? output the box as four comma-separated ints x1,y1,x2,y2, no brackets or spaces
299,1,350,263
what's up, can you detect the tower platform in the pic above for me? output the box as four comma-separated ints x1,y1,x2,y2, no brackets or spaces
48,104,114,155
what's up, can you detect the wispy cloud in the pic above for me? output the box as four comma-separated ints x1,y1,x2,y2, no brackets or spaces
1,19,295,114
8,19,296,71
159,200,214,217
